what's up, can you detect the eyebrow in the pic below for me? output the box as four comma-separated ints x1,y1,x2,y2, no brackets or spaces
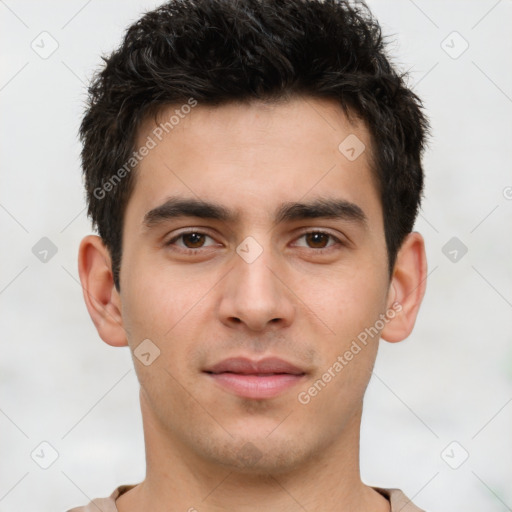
143,196,368,228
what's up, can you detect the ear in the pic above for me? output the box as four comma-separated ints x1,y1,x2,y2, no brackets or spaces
78,235,127,347
381,231,427,343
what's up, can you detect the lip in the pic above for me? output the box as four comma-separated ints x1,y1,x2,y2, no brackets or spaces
204,357,307,399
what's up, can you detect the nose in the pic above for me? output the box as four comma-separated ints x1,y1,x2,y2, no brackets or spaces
217,244,296,332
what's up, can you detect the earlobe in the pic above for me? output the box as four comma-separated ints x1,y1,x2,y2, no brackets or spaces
78,235,127,347
381,231,427,343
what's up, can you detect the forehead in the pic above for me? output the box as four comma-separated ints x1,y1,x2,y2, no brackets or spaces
128,96,381,227
139,96,372,161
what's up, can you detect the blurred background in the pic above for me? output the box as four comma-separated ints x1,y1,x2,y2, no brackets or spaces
1,1,511,511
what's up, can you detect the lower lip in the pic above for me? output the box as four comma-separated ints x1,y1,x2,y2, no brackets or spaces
206,372,305,399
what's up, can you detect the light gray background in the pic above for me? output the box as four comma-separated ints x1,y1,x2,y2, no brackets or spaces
1,1,511,511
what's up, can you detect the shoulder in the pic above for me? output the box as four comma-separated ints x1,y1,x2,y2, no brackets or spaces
372,486,427,512
65,484,137,512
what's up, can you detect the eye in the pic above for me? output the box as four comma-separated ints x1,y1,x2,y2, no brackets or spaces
293,230,342,250
166,230,218,250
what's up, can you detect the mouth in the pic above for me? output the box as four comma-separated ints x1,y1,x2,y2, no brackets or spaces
203,357,307,399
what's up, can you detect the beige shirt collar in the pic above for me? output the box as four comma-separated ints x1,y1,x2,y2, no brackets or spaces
67,483,426,512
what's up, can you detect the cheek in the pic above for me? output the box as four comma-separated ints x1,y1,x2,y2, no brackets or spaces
120,274,201,409
308,266,388,344
121,255,196,338
120,263,214,387
297,275,385,413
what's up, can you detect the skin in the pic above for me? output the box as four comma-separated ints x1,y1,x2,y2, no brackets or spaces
78,96,427,512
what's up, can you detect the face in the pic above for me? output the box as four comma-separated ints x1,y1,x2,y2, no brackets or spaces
118,96,393,473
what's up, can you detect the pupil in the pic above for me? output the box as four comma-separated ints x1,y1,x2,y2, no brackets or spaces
185,233,204,247
307,233,327,248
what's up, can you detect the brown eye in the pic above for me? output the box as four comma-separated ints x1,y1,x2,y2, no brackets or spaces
305,232,331,249
181,232,206,248
166,231,217,251
293,231,341,250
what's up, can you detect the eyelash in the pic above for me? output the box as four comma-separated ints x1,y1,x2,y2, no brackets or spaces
165,229,344,254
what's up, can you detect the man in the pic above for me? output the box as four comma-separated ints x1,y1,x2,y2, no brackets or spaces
69,0,429,510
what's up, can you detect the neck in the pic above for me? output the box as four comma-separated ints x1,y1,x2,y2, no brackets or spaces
116,391,390,512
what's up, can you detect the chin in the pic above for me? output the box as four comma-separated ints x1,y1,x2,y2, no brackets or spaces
189,429,318,476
